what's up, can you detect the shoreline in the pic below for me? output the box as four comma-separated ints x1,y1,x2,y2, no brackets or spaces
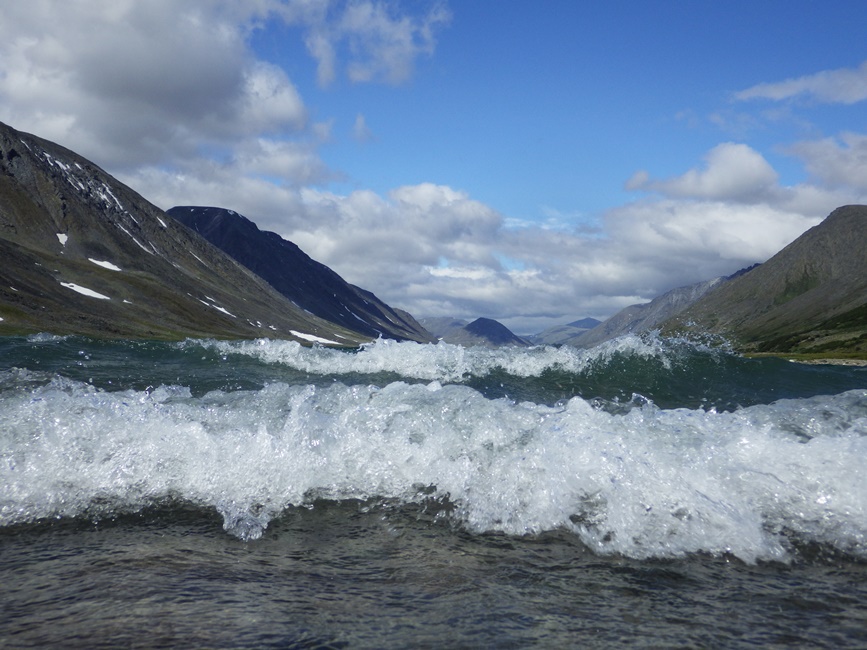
744,352,867,366
792,358,867,367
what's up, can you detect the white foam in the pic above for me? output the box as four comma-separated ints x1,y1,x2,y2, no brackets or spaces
1,372,864,561
197,334,673,383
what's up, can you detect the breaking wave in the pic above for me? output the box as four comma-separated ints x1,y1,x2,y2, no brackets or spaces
2,340,865,563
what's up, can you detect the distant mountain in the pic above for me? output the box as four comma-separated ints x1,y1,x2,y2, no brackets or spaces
569,317,604,330
167,206,433,343
419,316,529,347
0,120,375,345
571,277,729,348
528,317,601,346
667,205,867,355
417,317,468,340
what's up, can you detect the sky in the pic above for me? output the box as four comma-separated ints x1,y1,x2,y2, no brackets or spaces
2,1,866,334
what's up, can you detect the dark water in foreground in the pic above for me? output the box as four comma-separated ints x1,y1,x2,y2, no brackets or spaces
1,334,866,647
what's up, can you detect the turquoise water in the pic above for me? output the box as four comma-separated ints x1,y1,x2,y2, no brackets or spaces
1,334,866,647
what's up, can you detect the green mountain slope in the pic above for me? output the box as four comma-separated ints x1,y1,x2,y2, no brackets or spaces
668,205,867,356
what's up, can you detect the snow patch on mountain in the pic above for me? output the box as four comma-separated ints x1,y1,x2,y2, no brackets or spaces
89,259,122,271
60,282,110,300
290,330,341,345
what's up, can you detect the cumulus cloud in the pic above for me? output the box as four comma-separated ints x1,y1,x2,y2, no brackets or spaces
286,0,452,86
787,132,867,191
0,0,448,172
340,1,451,84
626,143,780,203
0,0,308,173
735,60,867,104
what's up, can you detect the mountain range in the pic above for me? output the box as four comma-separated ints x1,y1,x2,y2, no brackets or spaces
0,120,428,345
1,120,863,356
526,318,602,346
569,206,866,357
418,316,530,347
167,206,432,343
567,267,759,349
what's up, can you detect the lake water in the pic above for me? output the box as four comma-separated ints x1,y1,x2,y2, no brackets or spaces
1,334,866,648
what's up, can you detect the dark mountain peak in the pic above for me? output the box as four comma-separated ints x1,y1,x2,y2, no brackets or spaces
464,317,523,344
419,315,528,347
173,206,273,244
167,206,433,343
725,263,760,281
568,317,602,329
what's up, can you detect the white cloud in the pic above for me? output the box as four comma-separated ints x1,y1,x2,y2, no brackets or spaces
353,113,374,142
626,143,779,203
304,31,338,86
787,132,867,191
284,0,452,86
233,137,334,186
735,60,867,104
0,0,306,172
0,0,448,173
339,1,451,84
239,62,307,133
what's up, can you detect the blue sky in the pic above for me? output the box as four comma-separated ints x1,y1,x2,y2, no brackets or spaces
251,2,864,216
2,1,866,333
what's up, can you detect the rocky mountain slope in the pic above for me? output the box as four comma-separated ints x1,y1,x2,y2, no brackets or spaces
571,277,730,348
667,205,867,355
0,121,375,344
419,316,529,347
167,206,433,343
527,317,601,346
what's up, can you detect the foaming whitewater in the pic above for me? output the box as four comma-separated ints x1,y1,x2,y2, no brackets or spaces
194,332,686,382
2,333,865,563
